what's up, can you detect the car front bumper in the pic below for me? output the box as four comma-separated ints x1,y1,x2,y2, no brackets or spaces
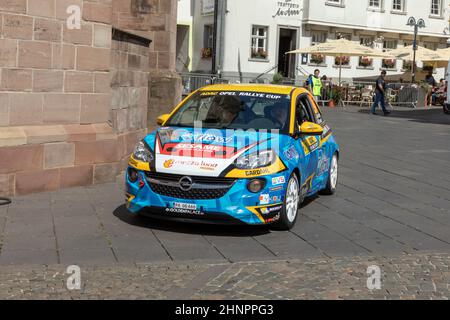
125,168,287,225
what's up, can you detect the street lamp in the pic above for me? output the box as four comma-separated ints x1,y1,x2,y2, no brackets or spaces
407,17,426,83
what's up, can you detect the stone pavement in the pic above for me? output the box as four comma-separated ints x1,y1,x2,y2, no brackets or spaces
0,253,449,299
0,106,449,299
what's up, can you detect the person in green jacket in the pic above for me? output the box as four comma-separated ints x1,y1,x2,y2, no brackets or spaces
308,69,323,103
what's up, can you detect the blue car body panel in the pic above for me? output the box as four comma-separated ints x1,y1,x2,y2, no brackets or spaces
125,124,339,225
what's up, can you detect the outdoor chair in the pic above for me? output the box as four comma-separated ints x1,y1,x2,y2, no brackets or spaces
360,88,374,108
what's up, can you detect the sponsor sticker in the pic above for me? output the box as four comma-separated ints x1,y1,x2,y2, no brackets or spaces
259,205,283,215
265,214,281,224
284,146,299,161
164,159,174,168
306,137,319,152
165,208,204,216
162,159,219,171
180,133,233,144
270,186,283,192
245,168,270,177
215,91,284,100
272,176,286,186
317,150,330,176
272,195,281,202
259,194,270,205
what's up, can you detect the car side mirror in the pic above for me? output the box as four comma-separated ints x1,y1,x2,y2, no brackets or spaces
156,114,170,126
299,121,324,136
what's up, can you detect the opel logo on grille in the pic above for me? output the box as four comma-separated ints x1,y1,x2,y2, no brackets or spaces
179,176,193,192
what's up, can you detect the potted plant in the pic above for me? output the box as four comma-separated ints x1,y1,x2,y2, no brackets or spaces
403,61,412,72
271,72,284,85
382,58,396,69
201,47,212,59
251,49,268,59
335,56,350,66
359,56,373,68
310,54,325,65
329,87,343,107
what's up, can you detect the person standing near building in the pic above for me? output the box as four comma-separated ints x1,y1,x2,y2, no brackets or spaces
371,70,391,116
308,69,323,103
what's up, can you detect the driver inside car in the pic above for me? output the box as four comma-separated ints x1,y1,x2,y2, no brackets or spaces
267,102,289,129
206,95,244,127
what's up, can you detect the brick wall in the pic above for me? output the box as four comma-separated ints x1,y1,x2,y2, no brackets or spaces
0,0,180,196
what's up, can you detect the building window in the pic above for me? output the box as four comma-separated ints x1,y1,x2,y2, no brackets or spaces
430,0,442,16
309,31,327,65
382,39,398,69
250,26,269,60
326,0,344,5
201,25,214,59
368,0,382,9
392,0,405,12
311,31,327,45
334,33,351,66
424,42,438,50
359,37,374,67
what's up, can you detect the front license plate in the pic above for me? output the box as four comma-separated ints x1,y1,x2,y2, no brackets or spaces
173,202,197,210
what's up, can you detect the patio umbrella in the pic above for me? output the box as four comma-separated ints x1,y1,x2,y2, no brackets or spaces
389,45,447,63
287,38,393,85
437,47,450,59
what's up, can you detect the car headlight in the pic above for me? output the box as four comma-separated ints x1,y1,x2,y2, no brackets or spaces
235,150,275,170
132,141,154,163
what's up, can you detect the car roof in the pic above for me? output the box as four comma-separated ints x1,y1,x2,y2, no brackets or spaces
199,84,308,95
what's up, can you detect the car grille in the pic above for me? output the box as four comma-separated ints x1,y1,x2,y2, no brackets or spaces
145,172,236,200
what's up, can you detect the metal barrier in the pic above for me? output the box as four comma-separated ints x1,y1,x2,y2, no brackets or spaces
181,73,270,95
180,74,424,109
338,81,421,109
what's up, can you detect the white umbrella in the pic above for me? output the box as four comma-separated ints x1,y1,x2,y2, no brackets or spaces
390,45,447,62
287,38,393,85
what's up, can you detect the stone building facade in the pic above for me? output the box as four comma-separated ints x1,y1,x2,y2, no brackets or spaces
0,0,181,196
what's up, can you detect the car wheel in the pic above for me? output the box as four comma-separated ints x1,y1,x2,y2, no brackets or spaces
272,174,300,231
321,153,339,195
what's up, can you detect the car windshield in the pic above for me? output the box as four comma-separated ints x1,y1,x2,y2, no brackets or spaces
165,91,291,133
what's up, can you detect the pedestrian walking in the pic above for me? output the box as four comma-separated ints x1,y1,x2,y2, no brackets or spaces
371,70,391,116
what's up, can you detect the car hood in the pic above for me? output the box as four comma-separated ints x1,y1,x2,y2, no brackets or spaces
145,127,285,177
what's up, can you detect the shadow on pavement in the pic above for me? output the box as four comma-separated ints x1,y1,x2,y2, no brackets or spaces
113,195,320,237
359,108,450,125
113,204,271,237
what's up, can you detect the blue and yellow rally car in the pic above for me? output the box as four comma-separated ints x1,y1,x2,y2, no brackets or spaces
126,84,339,230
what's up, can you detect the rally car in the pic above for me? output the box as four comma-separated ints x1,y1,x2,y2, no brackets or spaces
125,84,339,230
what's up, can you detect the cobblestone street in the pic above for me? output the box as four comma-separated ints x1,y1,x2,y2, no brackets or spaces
0,253,449,299
0,107,449,299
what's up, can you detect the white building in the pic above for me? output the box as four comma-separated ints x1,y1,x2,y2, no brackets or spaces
176,0,194,72
178,0,450,82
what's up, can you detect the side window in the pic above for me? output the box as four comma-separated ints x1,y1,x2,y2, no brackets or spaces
307,95,324,124
296,95,315,126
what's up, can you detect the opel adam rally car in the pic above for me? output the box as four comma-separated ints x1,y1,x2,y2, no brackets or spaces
125,84,339,230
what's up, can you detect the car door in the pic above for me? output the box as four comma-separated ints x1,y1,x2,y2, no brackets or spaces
294,94,321,196
306,95,334,192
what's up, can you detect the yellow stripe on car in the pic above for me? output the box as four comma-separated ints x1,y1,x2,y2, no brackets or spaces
129,155,151,172
125,193,135,209
246,203,283,224
225,157,287,179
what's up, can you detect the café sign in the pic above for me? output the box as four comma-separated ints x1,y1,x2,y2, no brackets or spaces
273,0,302,18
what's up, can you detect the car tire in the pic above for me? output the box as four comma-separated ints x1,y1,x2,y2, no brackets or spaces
272,173,300,231
321,153,339,195
444,104,450,114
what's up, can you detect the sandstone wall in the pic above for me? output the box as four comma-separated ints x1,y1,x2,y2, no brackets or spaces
0,0,180,196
